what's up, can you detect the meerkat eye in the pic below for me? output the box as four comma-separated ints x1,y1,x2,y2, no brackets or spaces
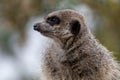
47,16,60,26
70,20,81,36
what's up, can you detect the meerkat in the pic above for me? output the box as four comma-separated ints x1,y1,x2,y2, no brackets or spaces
33,9,120,80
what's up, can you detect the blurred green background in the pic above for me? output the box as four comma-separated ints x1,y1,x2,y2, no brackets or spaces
0,0,120,80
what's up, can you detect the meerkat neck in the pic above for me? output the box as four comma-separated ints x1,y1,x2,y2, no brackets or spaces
64,29,94,54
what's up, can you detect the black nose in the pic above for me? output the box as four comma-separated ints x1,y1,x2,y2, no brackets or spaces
33,23,40,31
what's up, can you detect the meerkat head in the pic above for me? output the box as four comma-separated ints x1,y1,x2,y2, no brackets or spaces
34,9,87,46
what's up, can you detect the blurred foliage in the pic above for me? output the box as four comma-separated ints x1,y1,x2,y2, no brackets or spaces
0,0,120,60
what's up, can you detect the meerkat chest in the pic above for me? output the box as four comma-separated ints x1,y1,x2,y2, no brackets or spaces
39,41,66,80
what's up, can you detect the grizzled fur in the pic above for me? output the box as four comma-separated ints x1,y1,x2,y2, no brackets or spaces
34,9,120,80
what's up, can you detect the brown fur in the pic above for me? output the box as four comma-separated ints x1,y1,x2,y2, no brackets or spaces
34,9,120,80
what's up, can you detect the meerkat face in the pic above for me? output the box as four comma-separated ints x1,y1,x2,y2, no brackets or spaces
34,9,86,44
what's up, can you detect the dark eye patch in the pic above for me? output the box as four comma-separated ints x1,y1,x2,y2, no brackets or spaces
70,20,81,36
46,16,60,26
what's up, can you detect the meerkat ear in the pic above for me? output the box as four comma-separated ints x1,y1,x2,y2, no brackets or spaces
70,20,81,36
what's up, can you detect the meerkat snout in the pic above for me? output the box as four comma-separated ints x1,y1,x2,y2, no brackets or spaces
34,23,40,31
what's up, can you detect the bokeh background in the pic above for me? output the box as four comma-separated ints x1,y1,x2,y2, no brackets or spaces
0,0,120,80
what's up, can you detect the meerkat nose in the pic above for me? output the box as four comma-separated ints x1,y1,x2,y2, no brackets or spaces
33,23,40,31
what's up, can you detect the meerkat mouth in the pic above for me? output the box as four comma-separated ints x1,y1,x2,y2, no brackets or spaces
33,23,40,31
33,23,50,34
